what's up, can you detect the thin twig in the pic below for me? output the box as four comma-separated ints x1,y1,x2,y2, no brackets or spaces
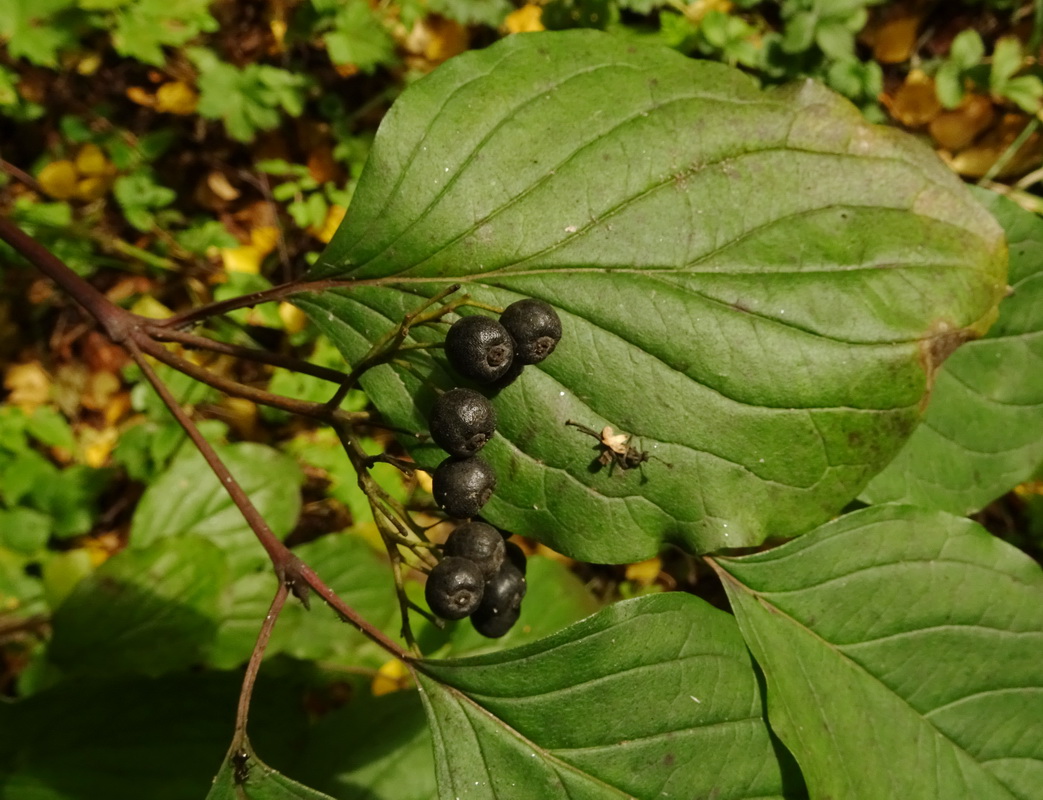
234,582,289,740
146,324,349,383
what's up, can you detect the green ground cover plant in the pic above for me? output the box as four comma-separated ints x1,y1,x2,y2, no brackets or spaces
2,4,1042,800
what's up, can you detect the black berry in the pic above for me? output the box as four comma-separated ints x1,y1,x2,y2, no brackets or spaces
444,521,506,579
445,316,514,382
432,456,497,519
471,562,527,638
430,388,497,457
500,299,562,365
425,556,485,620
503,540,527,576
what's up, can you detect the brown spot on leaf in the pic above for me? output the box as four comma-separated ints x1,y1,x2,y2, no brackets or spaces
919,320,976,402
662,753,675,766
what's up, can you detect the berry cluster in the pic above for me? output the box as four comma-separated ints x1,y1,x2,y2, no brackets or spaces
424,298,561,637
424,522,528,637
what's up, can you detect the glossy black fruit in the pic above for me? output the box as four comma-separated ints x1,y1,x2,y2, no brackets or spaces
445,316,514,382
429,388,496,457
471,562,527,638
503,540,527,576
425,556,484,620
444,521,505,579
432,456,497,519
499,299,562,365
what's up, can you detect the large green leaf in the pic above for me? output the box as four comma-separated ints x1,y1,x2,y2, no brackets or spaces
291,691,435,800
47,535,227,678
0,672,311,800
714,504,1043,800
129,442,303,577
295,30,1006,562
413,593,806,799
863,189,1043,513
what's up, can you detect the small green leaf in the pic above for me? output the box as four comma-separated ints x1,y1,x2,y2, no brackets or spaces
416,593,804,798
863,189,1043,514
297,31,1006,561
323,3,395,73
990,36,1024,91
0,507,52,554
936,61,966,109
716,504,1043,800
950,29,985,70
129,442,303,577
208,739,335,800
999,74,1043,113
47,535,228,677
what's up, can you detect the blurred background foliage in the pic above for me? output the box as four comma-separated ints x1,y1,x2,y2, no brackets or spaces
2,2,1043,797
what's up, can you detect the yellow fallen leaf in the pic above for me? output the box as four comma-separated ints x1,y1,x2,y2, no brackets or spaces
221,244,266,274
885,69,941,128
155,81,199,115
625,556,662,587
278,302,308,334
250,225,281,253
75,52,102,76
504,4,544,34
372,658,413,696
38,160,79,200
872,15,921,64
74,143,111,177
3,362,52,411
308,204,346,244
82,426,120,469
929,94,996,151
424,17,469,63
125,86,155,107
75,176,112,202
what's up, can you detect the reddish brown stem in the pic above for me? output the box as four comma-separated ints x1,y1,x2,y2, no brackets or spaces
234,582,289,740
146,325,349,383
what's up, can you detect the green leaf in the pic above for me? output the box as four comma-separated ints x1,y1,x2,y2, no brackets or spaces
323,3,395,73
208,533,397,670
863,190,1043,514
110,0,218,66
0,545,47,619
291,690,436,800
999,74,1043,114
936,61,966,109
0,0,81,67
129,442,303,577
208,739,335,800
715,504,1043,800
296,31,1006,562
0,507,52,554
114,171,177,231
23,406,74,450
990,36,1024,91
415,593,805,798
428,0,512,26
950,29,985,71
175,218,238,255
190,48,309,142
47,535,228,677
1,672,311,799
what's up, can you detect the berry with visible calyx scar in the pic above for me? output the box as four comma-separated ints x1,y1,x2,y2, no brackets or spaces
471,561,526,638
430,388,497,457
425,556,485,620
444,521,505,579
500,299,562,365
432,456,497,519
445,316,514,382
